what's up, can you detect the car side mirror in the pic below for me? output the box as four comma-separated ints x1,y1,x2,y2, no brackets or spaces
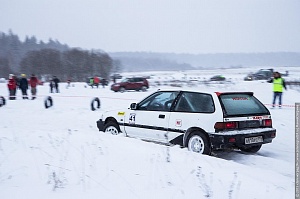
130,103,137,110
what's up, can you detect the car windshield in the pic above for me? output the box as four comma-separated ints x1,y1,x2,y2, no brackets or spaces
138,91,179,111
219,93,269,117
121,78,129,83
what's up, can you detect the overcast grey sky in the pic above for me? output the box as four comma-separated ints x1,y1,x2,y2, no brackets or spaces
1,0,300,54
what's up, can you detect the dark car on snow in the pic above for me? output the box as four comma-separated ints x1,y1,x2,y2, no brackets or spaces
210,75,226,81
244,69,274,81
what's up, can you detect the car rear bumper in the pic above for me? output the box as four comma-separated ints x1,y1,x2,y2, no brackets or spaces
209,128,276,150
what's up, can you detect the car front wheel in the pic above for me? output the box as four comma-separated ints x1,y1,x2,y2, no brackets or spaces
104,122,120,135
187,132,211,155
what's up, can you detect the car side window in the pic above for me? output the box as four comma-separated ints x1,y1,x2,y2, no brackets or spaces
174,92,214,113
138,91,179,111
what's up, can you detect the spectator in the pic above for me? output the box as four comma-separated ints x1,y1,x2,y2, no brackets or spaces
94,76,100,88
89,78,94,88
101,78,107,88
12,74,19,97
268,71,287,108
67,78,71,88
53,76,60,93
19,74,29,99
29,74,38,100
7,74,17,100
49,78,54,93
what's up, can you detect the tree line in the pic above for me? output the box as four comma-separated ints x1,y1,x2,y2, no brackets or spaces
0,30,117,81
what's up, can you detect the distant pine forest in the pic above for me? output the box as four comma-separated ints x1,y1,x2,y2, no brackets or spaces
0,31,115,81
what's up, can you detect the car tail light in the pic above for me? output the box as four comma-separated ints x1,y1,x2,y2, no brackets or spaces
214,122,238,130
263,119,272,127
271,132,276,138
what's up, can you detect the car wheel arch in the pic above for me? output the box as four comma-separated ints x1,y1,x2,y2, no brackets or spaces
104,117,120,130
183,127,210,147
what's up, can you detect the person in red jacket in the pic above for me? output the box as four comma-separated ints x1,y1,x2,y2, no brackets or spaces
93,76,100,88
29,74,38,100
7,74,17,100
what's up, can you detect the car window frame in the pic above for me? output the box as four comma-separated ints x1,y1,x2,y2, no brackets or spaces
173,91,215,113
137,91,180,112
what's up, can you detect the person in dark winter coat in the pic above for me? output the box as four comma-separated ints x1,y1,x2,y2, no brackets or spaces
53,76,60,93
19,74,29,99
7,74,17,100
268,71,287,108
29,74,38,100
49,78,54,93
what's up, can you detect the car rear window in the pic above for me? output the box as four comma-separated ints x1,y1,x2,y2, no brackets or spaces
219,93,269,117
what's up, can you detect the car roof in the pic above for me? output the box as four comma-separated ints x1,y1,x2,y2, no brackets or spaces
155,89,253,96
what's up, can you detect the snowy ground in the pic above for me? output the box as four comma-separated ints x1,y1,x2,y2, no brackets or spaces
0,67,299,199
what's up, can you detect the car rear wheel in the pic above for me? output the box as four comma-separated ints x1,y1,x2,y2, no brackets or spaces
104,122,120,135
141,86,147,92
187,132,211,155
240,144,262,153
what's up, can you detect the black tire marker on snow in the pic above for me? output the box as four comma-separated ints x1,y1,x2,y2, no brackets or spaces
91,97,100,111
44,96,53,109
0,96,6,107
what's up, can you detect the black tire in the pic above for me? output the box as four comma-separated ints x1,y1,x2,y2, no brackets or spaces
187,132,211,155
0,96,5,107
240,144,262,153
91,97,101,111
119,87,125,93
141,86,147,92
44,96,53,109
104,122,120,135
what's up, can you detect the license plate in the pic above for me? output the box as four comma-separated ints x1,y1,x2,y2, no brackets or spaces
245,136,263,144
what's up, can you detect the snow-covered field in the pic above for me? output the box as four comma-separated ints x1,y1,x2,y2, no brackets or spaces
0,67,299,199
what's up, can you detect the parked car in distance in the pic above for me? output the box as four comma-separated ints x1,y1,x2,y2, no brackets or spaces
111,77,149,92
244,69,274,81
97,90,276,155
210,75,226,81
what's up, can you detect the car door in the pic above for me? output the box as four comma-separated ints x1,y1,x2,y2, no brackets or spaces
131,78,143,90
124,91,179,142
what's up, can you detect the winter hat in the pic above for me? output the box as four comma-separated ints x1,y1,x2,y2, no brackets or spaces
9,74,14,79
21,74,26,77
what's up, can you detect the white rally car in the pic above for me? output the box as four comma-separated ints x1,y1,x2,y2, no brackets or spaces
96,90,276,155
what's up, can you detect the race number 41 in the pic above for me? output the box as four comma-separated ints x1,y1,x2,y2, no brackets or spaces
129,113,136,124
